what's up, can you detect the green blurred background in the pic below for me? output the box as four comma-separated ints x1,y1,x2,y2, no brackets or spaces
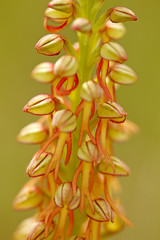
0,0,160,239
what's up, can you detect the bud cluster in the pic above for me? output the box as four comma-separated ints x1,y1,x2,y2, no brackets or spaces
13,1,138,240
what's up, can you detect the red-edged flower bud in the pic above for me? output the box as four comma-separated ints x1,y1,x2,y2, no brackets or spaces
55,182,80,210
98,156,130,176
77,140,99,163
35,34,64,56
100,42,127,63
105,20,126,40
26,152,54,177
48,0,73,14
26,221,55,240
17,122,48,144
13,180,43,211
54,55,78,77
71,18,92,33
109,64,137,85
80,80,103,102
23,94,55,116
86,198,114,222
107,7,137,23
97,102,127,123
52,109,77,132
31,62,54,84
45,8,72,21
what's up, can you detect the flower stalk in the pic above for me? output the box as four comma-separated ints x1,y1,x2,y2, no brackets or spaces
13,1,138,240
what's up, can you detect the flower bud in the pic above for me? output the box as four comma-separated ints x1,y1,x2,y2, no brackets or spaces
97,102,127,123
23,94,55,116
35,34,64,56
52,109,77,132
80,80,103,102
108,120,139,143
98,156,130,176
31,62,54,84
54,55,78,77
27,221,55,240
26,152,54,177
86,198,113,222
48,0,73,14
107,7,137,23
77,140,99,163
55,182,80,210
13,180,43,210
13,217,35,240
71,18,92,33
45,8,72,21
17,122,48,144
100,42,127,63
105,20,126,40
109,64,137,85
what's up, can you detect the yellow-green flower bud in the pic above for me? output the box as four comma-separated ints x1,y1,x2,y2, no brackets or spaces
71,18,92,33
26,221,55,240
35,34,64,56
77,140,99,163
105,20,126,40
97,102,127,123
13,217,35,240
48,0,73,14
86,198,113,222
23,94,55,116
13,180,43,210
45,8,72,21
55,182,80,210
54,55,78,77
17,122,48,144
52,110,77,132
109,64,137,85
100,42,127,63
108,120,139,143
98,156,130,176
31,62,54,84
80,80,103,102
107,7,137,23
26,152,54,177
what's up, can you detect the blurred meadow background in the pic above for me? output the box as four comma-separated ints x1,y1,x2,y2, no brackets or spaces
0,0,160,239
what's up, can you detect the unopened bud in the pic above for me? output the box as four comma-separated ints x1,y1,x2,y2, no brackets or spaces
13,180,43,210
23,94,55,116
80,80,103,102
26,152,54,177
13,217,35,240
77,140,99,163
52,110,77,132
71,18,92,33
17,122,48,144
27,221,54,240
108,120,139,143
100,42,127,63
109,64,137,85
45,8,72,21
31,62,54,84
54,55,78,77
105,20,126,40
97,102,127,123
107,7,137,23
98,156,130,176
35,34,64,56
86,198,113,222
48,0,73,13
55,182,80,210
